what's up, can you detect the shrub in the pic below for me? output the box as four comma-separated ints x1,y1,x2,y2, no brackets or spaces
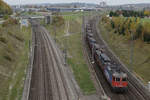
144,33,150,42
8,31,24,42
2,18,18,27
3,15,9,20
0,36,7,43
3,54,12,61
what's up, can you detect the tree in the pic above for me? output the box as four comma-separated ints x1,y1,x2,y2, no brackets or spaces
109,11,114,17
136,24,143,39
130,18,140,40
52,15,65,28
141,22,150,42
52,15,65,41
144,10,150,17
0,0,12,15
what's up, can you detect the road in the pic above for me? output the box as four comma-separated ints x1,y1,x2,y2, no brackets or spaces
82,16,150,100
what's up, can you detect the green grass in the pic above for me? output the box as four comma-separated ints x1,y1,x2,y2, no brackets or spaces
21,11,42,17
45,13,96,94
141,18,150,23
0,24,31,100
99,22,150,84
62,12,90,21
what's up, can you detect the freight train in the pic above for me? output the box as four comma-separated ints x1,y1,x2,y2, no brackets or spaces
85,23,128,92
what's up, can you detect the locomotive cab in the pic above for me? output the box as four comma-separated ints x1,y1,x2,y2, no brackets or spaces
112,72,128,92
104,65,128,93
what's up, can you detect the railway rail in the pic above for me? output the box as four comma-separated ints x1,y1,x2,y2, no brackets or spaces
82,16,109,100
82,16,150,100
28,20,73,100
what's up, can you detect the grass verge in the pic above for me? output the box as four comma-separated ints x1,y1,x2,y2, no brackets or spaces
45,13,96,94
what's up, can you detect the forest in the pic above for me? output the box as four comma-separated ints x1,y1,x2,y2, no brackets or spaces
102,16,150,43
109,10,150,18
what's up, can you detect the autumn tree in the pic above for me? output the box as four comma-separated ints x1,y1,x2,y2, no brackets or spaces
102,15,150,43
141,22,150,42
144,10,150,17
0,0,12,15
52,15,65,41
129,17,140,40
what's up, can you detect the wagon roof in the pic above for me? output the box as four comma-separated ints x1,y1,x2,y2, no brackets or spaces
100,53,111,62
93,44,100,48
113,72,127,78
96,50,102,55
87,33,93,36
88,37,96,42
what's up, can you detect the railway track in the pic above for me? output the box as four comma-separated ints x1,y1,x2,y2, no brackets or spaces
82,16,150,100
28,21,71,100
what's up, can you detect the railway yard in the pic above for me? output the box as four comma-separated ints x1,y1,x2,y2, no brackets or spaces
21,16,150,100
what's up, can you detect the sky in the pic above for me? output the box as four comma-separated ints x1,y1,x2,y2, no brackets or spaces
3,0,150,5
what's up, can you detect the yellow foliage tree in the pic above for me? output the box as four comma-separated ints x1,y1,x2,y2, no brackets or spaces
144,10,150,17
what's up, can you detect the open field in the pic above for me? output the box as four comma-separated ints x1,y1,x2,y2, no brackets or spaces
45,13,96,94
99,21,150,84
0,24,31,100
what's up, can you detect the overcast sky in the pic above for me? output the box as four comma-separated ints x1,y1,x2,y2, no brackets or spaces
3,0,150,5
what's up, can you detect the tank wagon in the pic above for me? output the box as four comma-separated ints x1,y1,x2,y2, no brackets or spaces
85,23,128,92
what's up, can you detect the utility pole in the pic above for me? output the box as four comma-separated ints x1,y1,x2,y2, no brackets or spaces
54,26,56,42
19,0,21,8
64,21,69,66
130,31,134,72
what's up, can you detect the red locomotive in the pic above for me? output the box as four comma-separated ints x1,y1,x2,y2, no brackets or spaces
85,24,128,92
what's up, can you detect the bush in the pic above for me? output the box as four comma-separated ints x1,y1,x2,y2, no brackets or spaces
3,15,9,20
2,18,18,27
144,33,150,42
0,36,7,43
8,31,24,42
3,54,12,61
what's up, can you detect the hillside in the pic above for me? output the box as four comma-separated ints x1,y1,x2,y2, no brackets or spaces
0,19,31,100
0,0,12,15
